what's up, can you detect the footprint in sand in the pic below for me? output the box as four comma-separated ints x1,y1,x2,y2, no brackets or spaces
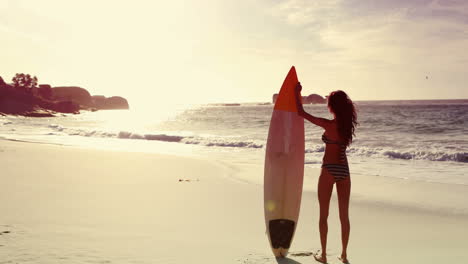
291,250,344,264
178,178,200,182
243,251,349,264
289,251,314,257
239,253,306,264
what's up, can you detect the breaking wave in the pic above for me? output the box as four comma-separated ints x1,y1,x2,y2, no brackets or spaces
42,125,468,163
303,145,467,163
382,150,468,163
46,125,263,149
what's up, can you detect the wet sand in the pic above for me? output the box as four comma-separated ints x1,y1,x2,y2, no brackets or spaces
1,140,467,263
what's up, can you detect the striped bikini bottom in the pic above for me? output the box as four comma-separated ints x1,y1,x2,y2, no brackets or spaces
322,163,350,181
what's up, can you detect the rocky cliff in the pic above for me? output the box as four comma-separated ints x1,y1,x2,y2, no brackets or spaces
92,95,129,110
52,86,93,107
272,93,326,104
303,94,326,104
0,76,130,117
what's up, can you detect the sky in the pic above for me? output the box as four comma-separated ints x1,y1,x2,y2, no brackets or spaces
1,0,467,109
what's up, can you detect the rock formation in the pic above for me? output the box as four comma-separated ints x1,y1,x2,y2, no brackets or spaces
272,94,279,103
0,86,80,116
38,84,53,99
272,93,326,104
52,86,93,107
92,95,129,110
303,94,327,104
0,75,129,117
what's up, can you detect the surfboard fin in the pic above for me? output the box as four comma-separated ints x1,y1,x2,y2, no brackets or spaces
268,219,295,249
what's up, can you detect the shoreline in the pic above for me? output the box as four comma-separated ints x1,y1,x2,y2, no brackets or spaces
2,137,468,217
1,140,468,263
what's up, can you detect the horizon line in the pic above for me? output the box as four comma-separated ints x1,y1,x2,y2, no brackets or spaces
205,98,468,105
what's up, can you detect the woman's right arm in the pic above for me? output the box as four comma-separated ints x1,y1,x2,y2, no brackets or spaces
294,82,331,129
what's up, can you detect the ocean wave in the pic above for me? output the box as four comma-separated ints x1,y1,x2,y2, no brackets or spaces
47,125,263,149
383,150,468,163
305,146,324,153
69,130,116,138
304,146,467,163
118,131,184,142
203,140,262,148
117,131,262,148
48,124,65,131
305,160,321,164
45,125,467,162
182,138,263,148
346,147,381,156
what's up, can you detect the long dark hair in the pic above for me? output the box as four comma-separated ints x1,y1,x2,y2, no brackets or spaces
327,90,358,146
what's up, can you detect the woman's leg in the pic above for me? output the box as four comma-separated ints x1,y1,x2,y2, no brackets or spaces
316,169,334,262
336,176,351,263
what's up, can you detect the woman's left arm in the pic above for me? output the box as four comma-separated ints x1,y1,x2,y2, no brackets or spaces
294,82,331,129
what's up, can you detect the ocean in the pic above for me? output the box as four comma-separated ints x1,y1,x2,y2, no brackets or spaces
1,99,467,186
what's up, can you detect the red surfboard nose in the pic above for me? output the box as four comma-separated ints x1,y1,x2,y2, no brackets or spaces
274,66,300,112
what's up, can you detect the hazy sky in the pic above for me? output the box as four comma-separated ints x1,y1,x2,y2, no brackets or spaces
1,0,467,108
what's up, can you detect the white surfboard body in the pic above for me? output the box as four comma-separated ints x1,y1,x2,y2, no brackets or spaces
264,66,305,257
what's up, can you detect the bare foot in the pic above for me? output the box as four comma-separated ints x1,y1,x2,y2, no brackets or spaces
338,255,349,264
313,251,327,263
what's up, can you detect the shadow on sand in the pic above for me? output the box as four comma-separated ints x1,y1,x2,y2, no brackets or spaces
275,257,302,264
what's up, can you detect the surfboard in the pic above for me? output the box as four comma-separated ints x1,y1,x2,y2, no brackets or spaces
264,66,305,258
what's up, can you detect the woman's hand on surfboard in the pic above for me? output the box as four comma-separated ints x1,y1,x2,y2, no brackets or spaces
294,82,306,116
295,82,302,93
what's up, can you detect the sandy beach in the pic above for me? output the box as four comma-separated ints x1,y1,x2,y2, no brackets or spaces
2,0,468,262
1,139,467,264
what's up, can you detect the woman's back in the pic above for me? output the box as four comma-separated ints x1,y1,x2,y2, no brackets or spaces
322,121,348,165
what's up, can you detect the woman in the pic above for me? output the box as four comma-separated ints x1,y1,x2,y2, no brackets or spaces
294,83,358,264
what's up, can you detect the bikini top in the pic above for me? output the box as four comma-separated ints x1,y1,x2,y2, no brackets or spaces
321,134,345,145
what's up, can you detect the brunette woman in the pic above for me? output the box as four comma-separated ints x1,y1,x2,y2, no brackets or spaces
295,83,358,264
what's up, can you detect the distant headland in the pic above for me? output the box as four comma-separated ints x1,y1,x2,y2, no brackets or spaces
0,74,129,117
272,93,327,104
